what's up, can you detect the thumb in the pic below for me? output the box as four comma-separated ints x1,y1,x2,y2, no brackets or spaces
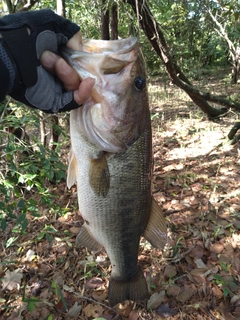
73,77,95,105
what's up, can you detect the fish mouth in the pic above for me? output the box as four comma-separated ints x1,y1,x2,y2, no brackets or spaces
61,38,138,103
62,37,141,153
62,36,137,55
61,37,138,83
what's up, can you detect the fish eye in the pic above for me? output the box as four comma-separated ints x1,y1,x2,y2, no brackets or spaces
134,76,145,91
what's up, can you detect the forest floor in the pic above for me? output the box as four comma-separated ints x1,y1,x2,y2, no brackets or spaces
1,66,240,320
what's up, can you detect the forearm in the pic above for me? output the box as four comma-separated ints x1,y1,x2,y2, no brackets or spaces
0,59,10,103
0,9,83,113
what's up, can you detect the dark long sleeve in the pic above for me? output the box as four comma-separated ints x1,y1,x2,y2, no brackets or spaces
0,10,82,113
0,58,10,103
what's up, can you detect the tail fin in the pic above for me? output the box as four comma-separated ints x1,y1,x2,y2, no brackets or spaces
108,267,149,307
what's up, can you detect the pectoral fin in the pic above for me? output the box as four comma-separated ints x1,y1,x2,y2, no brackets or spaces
76,224,102,252
89,151,110,197
67,150,78,188
143,198,167,249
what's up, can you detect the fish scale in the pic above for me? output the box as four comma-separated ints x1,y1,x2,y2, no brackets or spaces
64,37,167,306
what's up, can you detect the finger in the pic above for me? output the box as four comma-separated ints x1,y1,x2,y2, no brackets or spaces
41,52,80,90
40,51,59,73
67,30,83,50
74,78,95,105
55,58,80,91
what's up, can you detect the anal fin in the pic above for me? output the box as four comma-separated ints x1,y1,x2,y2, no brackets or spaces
89,151,110,197
143,198,167,249
108,267,149,307
76,224,102,252
67,150,78,188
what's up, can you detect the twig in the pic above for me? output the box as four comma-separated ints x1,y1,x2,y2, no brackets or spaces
171,245,195,263
74,293,118,315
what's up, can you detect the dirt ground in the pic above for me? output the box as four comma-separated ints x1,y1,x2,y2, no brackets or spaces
0,69,240,319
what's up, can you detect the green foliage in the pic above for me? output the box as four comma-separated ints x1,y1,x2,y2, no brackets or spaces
213,273,238,297
22,285,42,312
2,0,240,76
36,224,58,243
52,281,68,311
22,297,42,313
0,100,68,237
3,0,237,76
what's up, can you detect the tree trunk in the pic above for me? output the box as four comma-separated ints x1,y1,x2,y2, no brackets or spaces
50,115,59,151
124,0,229,118
40,111,47,147
206,3,238,84
101,0,110,40
56,0,66,18
111,3,118,40
231,45,240,84
3,0,14,13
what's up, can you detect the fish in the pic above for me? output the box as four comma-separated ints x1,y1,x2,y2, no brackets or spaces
62,37,167,307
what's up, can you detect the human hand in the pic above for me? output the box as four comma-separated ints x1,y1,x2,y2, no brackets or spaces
0,9,93,113
40,31,94,106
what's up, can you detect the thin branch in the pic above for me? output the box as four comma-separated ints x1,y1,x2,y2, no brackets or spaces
124,0,227,118
18,0,39,12
206,3,235,60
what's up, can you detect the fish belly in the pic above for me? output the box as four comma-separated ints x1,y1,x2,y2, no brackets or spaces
71,111,152,306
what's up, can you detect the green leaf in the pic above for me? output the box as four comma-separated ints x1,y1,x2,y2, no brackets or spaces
17,213,26,224
18,175,25,184
21,218,28,232
1,218,6,231
213,274,222,280
36,232,46,241
22,297,42,312
223,287,230,297
17,199,25,209
6,236,18,248
46,233,53,243
7,212,17,219
56,285,68,312
0,201,5,209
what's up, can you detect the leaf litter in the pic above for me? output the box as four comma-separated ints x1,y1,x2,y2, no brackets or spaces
1,71,240,319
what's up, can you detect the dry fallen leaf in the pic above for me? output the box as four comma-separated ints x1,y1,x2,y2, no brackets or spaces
85,277,105,290
64,260,70,270
232,233,240,248
63,284,75,293
156,303,178,317
40,288,49,299
167,284,182,297
70,227,81,234
26,249,36,261
147,290,165,309
194,258,207,269
114,301,133,318
210,242,224,254
1,269,23,291
2,72,240,320
190,268,207,276
164,265,177,278
67,301,82,317
217,302,237,320
83,303,104,317
128,310,139,320
176,285,196,303
92,290,108,302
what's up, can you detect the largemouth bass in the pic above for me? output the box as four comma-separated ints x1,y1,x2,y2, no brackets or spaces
63,37,167,307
